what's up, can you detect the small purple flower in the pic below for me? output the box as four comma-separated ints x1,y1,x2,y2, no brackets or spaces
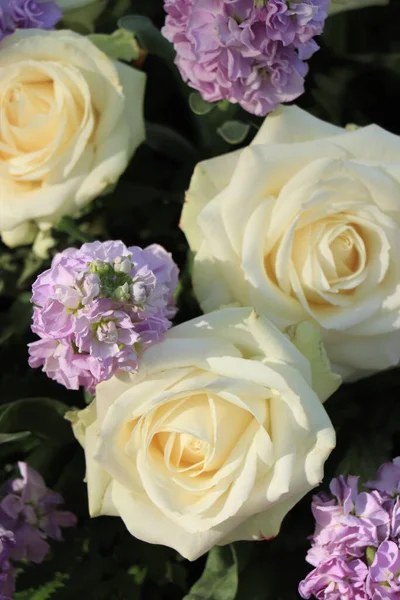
74,301,140,367
299,558,368,600
0,527,16,600
28,241,179,393
162,0,329,116
0,0,62,42
366,457,400,498
366,541,400,599
308,476,390,565
29,341,110,394
0,463,76,566
388,496,400,539
300,458,400,600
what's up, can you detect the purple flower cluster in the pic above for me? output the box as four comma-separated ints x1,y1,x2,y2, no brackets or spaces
28,241,179,393
299,458,400,600
0,0,62,42
0,528,16,600
0,463,76,599
162,0,329,116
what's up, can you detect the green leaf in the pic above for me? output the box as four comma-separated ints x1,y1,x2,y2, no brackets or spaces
236,563,273,600
216,100,231,112
0,431,30,444
189,93,216,116
366,546,377,567
184,546,238,600
118,15,176,64
15,572,69,600
17,253,46,288
54,216,93,243
0,293,32,343
128,565,147,586
336,430,392,483
10,292,32,331
145,122,199,163
0,398,73,446
217,120,251,145
88,29,140,62
84,389,94,405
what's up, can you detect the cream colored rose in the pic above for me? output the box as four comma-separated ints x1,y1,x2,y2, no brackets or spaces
72,308,337,560
181,106,400,380
329,0,388,15
0,29,145,246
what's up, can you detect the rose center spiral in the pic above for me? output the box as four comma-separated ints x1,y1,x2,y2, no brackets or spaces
329,229,361,278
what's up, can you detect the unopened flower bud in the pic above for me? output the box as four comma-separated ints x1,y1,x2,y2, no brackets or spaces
114,256,132,274
82,274,101,305
114,282,131,302
97,321,118,344
130,280,151,305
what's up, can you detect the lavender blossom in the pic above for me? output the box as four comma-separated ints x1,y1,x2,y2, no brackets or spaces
0,463,76,565
0,528,16,600
299,557,368,600
299,458,400,599
366,457,400,497
0,0,62,42
309,476,390,563
162,0,329,116
0,463,75,597
366,541,400,599
28,241,179,393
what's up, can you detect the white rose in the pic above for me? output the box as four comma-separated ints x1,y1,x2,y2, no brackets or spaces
329,0,388,15
55,0,106,32
0,29,145,246
72,308,337,560
181,106,400,380
1,222,38,248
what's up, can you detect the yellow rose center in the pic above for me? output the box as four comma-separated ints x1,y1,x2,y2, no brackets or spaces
134,391,255,479
330,230,360,277
265,214,370,306
0,61,95,182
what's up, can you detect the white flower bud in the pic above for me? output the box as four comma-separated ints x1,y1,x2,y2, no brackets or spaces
130,280,150,305
114,256,132,274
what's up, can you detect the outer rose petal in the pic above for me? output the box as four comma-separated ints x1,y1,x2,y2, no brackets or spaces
111,481,232,561
65,403,97,447
251,105,342,146
192,242,239,312
285,322,341,403
0,160,90,231
180,149,243,251
1,222,38,248
220,491,306,543
329,125,400,164
84,421,117,518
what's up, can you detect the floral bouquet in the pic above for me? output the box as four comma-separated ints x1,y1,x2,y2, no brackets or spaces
0,0,399,598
